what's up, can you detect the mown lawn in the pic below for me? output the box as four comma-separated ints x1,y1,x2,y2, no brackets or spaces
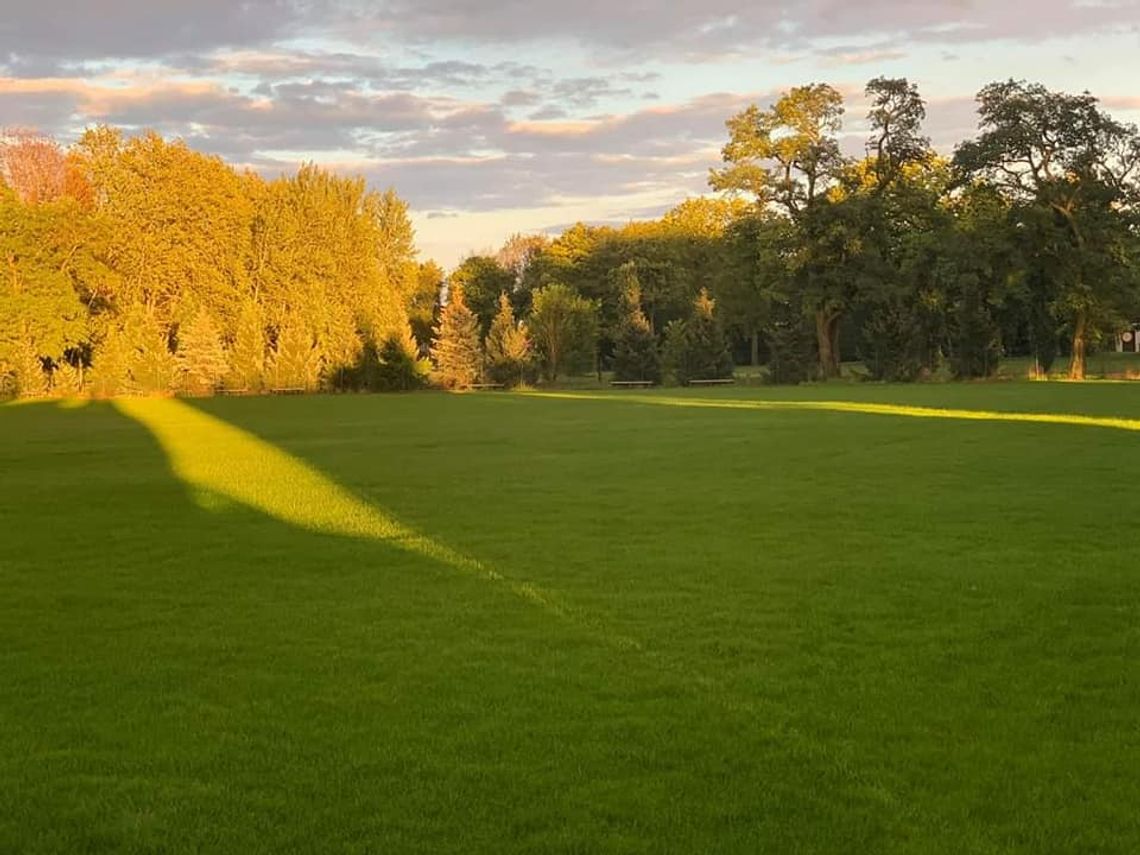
2,384,1139,853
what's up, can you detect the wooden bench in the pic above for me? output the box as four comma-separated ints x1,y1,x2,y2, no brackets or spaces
689,378,736,386
220,387,251,396
611,380,656,389
469,383,505,390
269,387,305,395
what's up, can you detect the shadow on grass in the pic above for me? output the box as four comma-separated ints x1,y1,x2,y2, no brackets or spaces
5,395,1140,852
0,397,917,851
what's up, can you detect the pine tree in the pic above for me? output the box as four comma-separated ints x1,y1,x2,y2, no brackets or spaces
226,299,266,392
51,360,84,396
375,328,430,391
611,264,660,383
177,308,229,395
10,342,48,397
484,292,531,387
430,285,483,389
122,307,178,395
669,289,734,385
88,321,134,397
269,317,321,391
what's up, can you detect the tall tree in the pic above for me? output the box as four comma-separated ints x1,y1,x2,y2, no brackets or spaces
0,192,89,395
269,314,321,391
410,261,444,352
611,263,661,383
711,83,850,377
955,80,1140,378
666,289,734,385
527,283,598,382
74,128,253,329
484,292,531,387
177,309,229,395
226,299,266,392
430,285,484,389
450,256,515,335
0,129,69,205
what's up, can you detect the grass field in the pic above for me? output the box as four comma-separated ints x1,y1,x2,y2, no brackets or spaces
3,384,1140,853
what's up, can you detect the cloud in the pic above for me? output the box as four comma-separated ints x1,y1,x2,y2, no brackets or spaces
4,1,1137,68
4,0,1138,267
818,48,908,67
0,1,325,63
348,0,1139,58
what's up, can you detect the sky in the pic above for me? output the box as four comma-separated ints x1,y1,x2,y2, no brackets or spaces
2,1,1139,267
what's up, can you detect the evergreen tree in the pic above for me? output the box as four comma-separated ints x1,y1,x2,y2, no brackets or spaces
611,264,661,383
10,343,48,397
661,319,688,386
669,289,734,385
764,292,815,385
859,298,929,382
430,285,483,389
269,317,321,391
177,309,229,395
89,306,178,396
52,360,84,396
375,329,431,391
88,321,135,397
484,292,531,387
226,299,266,392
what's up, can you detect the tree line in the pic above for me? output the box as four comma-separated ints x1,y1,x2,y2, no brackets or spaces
3,76,1139,397
0,127,436,397
443,77,1140,385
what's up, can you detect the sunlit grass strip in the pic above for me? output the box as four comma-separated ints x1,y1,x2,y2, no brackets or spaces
116,398,639,647
523,391,1140,433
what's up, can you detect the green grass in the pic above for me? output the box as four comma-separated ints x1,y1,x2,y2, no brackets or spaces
3,385,1140,853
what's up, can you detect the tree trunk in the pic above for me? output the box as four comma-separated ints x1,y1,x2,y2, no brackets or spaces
750,331,760,367
1069,313,1087,380
815,309,840,379
829,319,841,378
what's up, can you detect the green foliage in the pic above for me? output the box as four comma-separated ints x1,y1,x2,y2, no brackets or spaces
88,322,135,397
764,296,815,385
87,307,179,396
611,264,661,383
125,309,179,394
75,128,252,328
859,298,932,382
374,330,430,392
948,286,1002,379
270,317,322,391
484,292,532,387
666,289,734,385
226,300,266,392
430,286,484,389
954,79,1140,378
527,283,598,382
0,195,90,396
449,256,515,336
177,309,229,395
410,261,443,352
5,85,1140,395
51,360,84,396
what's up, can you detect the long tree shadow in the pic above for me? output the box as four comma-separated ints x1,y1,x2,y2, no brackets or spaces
175,391,1140,852
2,397,932,853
